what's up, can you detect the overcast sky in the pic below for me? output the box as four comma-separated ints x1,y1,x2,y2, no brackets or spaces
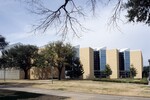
0,0,150,66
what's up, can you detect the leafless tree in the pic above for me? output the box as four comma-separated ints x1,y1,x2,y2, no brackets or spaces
107,0,124,30
21,0,124,40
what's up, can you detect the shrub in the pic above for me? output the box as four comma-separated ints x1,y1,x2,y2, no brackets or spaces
105,64,112,78
130,65,137,78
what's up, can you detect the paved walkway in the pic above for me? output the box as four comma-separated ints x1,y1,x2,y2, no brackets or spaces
1,85,150,100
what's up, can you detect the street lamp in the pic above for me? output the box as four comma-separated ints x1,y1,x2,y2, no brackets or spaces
148,59,150,85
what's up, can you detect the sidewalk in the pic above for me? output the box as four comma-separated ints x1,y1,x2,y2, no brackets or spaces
1,85,150,100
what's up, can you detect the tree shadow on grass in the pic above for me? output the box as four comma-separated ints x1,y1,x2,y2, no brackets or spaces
0,89,69,100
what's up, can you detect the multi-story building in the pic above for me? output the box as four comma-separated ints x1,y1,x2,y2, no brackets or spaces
106,49,119,79
80,47,94,79
79,47,143,79
119,49,130,78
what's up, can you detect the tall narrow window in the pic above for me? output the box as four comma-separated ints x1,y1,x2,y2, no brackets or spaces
99,48,106,71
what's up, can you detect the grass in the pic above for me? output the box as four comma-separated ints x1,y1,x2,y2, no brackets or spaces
93,78,148,84
31,80,150,97
0,89,68,100
0,79,150,98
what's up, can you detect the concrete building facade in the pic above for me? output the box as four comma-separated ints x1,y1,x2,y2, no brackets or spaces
80,47,94,79
79,47,143,79
130,50,143,79
106,49,119,79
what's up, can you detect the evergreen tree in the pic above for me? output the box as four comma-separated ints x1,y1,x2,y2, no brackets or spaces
130,65,137,78
105,64,112,78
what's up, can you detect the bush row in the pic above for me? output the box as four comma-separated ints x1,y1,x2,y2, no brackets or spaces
93,78,148,85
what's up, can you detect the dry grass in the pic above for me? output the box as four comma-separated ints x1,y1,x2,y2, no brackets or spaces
0,80,150,97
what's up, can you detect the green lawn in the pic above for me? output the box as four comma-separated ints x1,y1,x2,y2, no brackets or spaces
0,89,68,100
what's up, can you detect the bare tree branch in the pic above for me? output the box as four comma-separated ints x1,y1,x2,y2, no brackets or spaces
20,0,126,40
23,0,87,40
108,0,124,30
88,0,97,14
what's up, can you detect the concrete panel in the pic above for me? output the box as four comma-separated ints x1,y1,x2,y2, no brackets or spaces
106,49,119,79
130,50,143,79
80,47,94,79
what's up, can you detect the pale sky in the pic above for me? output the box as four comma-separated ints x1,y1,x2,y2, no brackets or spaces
0,0,150,66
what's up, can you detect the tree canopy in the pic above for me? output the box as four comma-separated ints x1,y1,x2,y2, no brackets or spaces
0,35,8,68
66,57,84,79
40,41,83,80
125,0,150,25
1,41,83,80
0,35,8,50
3,44,39,79
142,66,149,78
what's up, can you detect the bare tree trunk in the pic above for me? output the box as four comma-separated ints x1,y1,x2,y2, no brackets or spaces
58,64,63,80
58,69,61,80
24,69,29,79
58,67,63,80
